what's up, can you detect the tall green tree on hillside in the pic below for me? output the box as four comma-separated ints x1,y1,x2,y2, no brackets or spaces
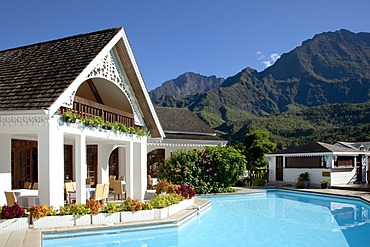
243,130,276,170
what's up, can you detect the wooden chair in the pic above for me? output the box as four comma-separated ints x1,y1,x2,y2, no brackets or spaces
113,180,126,201
118,175,125,181
103,183,109,204
109,175,116,190
147,175,153,189
23,181,32,189
4,192,17,206
64,182,76,204
32,182,38,190
72,182,77,191
93,184,105,201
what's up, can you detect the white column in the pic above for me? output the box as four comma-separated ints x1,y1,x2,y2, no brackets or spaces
268,156,276,182
133,137,147,200
97,144,114,184
0,134,12,205
125,141,134,198
38,119,64,207
326,154,334,168
75,134,87,204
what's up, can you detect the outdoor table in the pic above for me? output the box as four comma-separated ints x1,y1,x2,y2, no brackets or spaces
69,187,95,200
11,189,39,207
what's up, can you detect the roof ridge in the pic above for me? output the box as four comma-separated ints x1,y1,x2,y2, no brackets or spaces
0,27,122,53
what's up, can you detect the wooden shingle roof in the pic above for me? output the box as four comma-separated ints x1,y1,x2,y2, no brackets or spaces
0,28,121,111
154,106,225,141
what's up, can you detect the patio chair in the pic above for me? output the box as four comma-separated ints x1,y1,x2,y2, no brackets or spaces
103,183,109,204
109,175,116,190
93,184,105,201
4,191,17,206
147,175,153,189
23,181,32,189
32,182,38,190
64,182,76,204
72,182,76,190
113,180,126,201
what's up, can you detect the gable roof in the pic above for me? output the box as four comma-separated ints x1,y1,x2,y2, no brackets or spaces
271,142,362,155
154,106,225,141
0,28,121,111
0,27,164,138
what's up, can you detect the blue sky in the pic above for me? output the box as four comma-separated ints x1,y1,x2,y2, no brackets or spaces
1,1,370,91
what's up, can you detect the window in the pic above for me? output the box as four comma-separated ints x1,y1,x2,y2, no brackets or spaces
286,157,321,168
334,156,354,168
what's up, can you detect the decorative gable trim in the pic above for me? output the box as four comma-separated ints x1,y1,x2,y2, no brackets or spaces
84,51,145,126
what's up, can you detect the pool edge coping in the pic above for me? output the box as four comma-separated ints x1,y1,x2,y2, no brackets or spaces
7,187,370,247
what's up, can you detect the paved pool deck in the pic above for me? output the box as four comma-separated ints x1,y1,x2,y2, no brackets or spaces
2,187,370,247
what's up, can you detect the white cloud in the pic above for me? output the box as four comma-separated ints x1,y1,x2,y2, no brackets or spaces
257,52,281,68
256,51,265,60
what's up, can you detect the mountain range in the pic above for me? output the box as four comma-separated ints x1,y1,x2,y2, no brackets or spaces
149,29,370,148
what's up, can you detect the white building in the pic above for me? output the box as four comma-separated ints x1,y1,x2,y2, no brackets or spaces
266,142,370,187
0,28,226,207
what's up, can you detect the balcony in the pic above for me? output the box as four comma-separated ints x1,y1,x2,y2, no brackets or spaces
60,96,135,127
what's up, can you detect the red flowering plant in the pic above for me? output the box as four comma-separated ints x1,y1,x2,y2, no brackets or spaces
176,184,196,199
1,203,25,219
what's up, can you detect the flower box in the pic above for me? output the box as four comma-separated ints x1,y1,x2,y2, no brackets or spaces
153,208,169,220
0,217,29,232
168,203,182,217
74,215,91,226
91,213,120,225
32,215,74,229
182,197,195,209
121,210,155,223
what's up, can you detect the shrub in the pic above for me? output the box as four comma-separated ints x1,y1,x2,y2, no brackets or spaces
120,198,143,212
252,179,267,186
166,194,184,204
159,146,246,194
176,184,196,199
71,203,90,216
155,179,179,194
142,202,153,210
59,205,73,215
149,195,172,209
1,203,25,219
104,202,120,213
30,205,56,220
86,199,101,214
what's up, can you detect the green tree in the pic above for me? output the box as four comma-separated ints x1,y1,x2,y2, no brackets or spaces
158,146,246,194
244,130,276,170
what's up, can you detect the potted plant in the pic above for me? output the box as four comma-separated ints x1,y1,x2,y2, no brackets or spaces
72,203,91,226
296,172,310,188
31,204,74,229
320,180,330,189
91,201,120,225
120,198,154,222
0,203,28,232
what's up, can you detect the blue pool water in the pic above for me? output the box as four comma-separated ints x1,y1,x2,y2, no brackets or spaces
43,190,370,247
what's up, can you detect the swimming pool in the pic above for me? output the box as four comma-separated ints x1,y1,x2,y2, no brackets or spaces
43,190,370,247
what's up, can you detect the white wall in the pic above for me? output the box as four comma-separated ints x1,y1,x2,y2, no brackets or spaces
0,134,11,205
283,168,331,187
331,168,356,185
